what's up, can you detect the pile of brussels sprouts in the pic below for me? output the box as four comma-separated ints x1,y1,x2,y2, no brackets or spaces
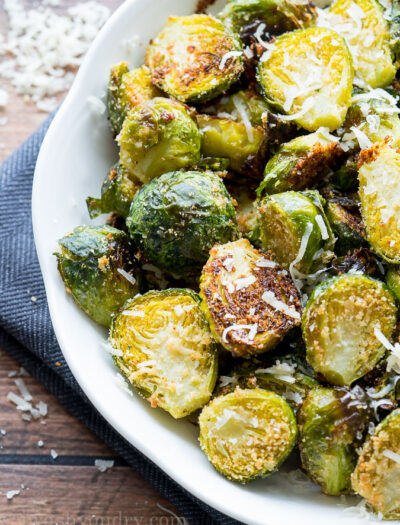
56,0,400,517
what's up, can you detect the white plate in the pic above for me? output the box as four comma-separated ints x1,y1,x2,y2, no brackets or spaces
32,2,381,523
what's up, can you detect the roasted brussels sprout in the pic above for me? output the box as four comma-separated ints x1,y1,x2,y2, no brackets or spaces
358,139,400,263
110,289,217,418
126,171,239,278
257,190,335,274
318,0,396,88
197,114,267,176
329,159,359,191
331,247,382,277
118,98,201,184
257,27,353,132
107,62,162,135
199,388,297,482
146,15,243,103
339,92,400,151
323,190,366,255
352,408,400,518
387,266,400,303
56,225,139,327
218,0,316,41
257,130,344,196
302,274,397,386
199,239,302,357
86,163,140,219
299,386,369,495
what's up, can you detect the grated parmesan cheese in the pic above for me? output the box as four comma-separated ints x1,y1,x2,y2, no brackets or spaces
219,51,243,70
0,88,8,108
315,215,329,240
50,449,58,460
14,378,32,401
350,126,372,149
94,459,114,472
232,94,254,142
262,291,300,320
382,449,400,465
256,257,277,268
255,360,297,383
222,323,258,343
235,275,256,291
0,0,109,111
6,490,20,500
116,268,136,286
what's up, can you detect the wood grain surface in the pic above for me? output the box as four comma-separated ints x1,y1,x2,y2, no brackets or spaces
0,1,184,522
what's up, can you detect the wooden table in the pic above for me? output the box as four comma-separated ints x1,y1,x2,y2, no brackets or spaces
0,2,183,522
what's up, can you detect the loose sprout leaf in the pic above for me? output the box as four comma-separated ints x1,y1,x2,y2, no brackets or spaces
257,27,353,131
126,170,239,278
358,139,400,263
199,388,297,482
199,238,302,357
56,226,140,327
352,408,400,518
109,289,218,419
146,14,243,103
302,274,397,386
118,98,202,184
318,0,396,88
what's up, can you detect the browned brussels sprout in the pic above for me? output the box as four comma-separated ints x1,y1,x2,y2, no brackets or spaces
298,386,369,495
146,15,243,103
56,225,139,327
110,289,218,418
302,273,397,385
257,190,335,275
118,98,202,184
199,238,302,357
126,170,239,278
199,388,298,482
352,408,400,518
107,62,162,135
387,266,400,303
257,27,353,131
257,130,344,196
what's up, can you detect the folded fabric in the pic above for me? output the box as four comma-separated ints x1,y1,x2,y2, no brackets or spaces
0,114,241,525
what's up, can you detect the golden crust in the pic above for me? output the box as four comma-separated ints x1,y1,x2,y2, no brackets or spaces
200,239,302,357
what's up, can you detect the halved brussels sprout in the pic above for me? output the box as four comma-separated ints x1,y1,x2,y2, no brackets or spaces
323,189,366,255
107,62,162,135
299,386,368,495
199,238,302,357
257,190,335,274
302,274,397,385
257,130,344,196
197,114,268,176
110,289,217,418
86,163,140,219
358,139,400,263
352,408,400,518
118,97,201,184
329,159,359,191
319,0,395,88
199,388,297,482
331,247,382,277
218,0,316,41
339,93,400,151
387,266,400,303
56,225,139,327
126,171,239,278
146,15,243,103
257,27,353,132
